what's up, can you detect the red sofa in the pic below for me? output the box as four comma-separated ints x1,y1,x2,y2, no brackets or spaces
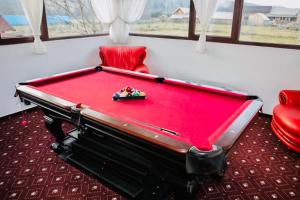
99,46,149,73
271,90,300,153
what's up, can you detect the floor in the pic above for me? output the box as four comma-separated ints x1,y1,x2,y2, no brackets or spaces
0,109,299,200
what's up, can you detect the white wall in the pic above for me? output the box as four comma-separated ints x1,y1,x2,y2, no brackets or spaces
0,36,110,117
129,36,300,115
0,35,299,117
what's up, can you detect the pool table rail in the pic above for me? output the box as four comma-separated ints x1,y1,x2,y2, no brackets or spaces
101,66,254,100
18,66,97,86
16,85,76,110
185,99,262,177
81,108,192,154
214,99,263,151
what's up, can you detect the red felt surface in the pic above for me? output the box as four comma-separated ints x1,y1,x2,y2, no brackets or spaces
29,70,250,150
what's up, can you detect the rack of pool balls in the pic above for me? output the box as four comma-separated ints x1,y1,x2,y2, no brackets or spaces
113,86,146,101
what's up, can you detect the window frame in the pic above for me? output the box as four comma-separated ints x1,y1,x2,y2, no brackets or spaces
0,1,108,45
1,0,299,50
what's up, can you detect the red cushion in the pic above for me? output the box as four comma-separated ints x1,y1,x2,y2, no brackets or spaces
272,90,300,153
99,46,149,73
273,104,300,136
271,119,300,153
279,90,300,106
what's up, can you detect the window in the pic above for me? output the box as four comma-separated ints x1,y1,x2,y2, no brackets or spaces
195,0,235,37
130,0,190,37
44,0,107,38
1,0,299,49
240,0,300,45
0,0,32,39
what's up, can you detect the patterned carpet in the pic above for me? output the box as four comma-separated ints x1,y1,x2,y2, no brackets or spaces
0,109,299,200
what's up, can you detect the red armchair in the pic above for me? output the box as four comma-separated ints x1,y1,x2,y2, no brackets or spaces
99,46,149,73
271,90,300,153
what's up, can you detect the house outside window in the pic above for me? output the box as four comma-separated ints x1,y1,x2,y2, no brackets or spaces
195,0,235,37
130,0,190,37
240,0,300,45
0,0,32,39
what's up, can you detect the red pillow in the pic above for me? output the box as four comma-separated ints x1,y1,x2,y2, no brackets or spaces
99,46,147,71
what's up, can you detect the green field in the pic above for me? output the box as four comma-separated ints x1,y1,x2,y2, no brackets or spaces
131,22,300,45
130,21,190,37
240,25,300,45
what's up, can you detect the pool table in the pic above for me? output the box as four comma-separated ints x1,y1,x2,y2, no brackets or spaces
16,66,263,199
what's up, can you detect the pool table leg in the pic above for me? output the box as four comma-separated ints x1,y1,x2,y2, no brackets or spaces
44,114,66,143
173,177,202,200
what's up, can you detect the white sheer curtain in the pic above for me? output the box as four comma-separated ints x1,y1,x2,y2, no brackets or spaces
91,0,117,42
91,0,147,43
193,0,219,53
116,0,147,43
20,0,46,54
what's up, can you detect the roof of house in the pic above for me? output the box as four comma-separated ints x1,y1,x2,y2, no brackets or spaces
267,7,300,18
217,1,272,14
0,15,15,32
47,16,71,25
2,15,70,26
169,5,300,20
170,7,190,19
174,7,189,15
243,5,272,14
2,15,28,26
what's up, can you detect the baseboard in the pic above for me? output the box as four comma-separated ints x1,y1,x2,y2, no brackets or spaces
259,112,272,118
0,106,38,121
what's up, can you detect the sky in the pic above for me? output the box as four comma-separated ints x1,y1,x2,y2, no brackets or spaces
243,0,300,8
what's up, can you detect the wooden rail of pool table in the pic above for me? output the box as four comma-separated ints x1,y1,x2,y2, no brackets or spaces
81,109,192,154
214,100,263,151
16,85,76,109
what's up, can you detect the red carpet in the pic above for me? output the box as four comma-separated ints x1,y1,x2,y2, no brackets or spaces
0,109,299,200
